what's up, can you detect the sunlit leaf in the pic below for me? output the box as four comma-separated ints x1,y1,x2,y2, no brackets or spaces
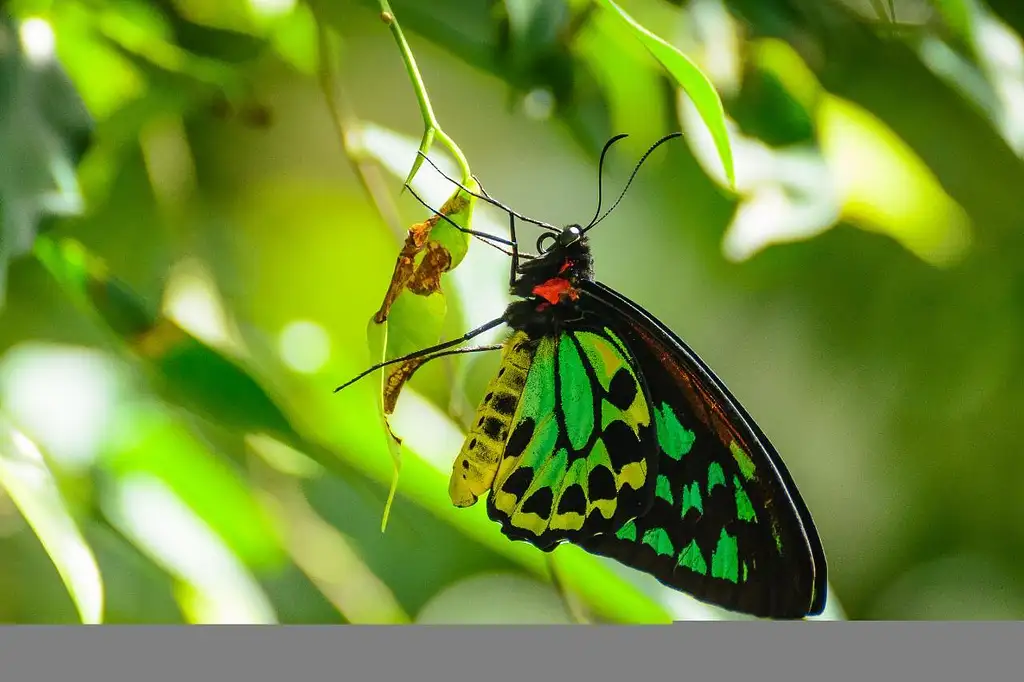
103,402,286,569
269,2,319,75
367,318,404,532
818,95,973,266
103,473,276,623
933,0,975,44
0,415,104,623
574,1,666,153
258,472,411,623
30,235,366,485
594,0,734,186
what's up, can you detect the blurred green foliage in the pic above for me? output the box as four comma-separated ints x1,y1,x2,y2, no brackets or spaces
2,0,1024,623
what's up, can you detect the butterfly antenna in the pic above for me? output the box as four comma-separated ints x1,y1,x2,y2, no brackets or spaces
583,133,630,230
582,132,683,233
417,153,560,233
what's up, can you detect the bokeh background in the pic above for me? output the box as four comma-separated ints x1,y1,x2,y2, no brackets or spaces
2,0,1024,623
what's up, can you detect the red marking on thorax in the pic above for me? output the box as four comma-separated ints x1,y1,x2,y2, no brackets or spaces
532,259,580,306
533,277,579,305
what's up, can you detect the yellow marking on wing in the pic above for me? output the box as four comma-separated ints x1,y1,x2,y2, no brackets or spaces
550,511,585,532
586,335,623,387
510,511,549,536
589,498,616,520
618,461,647,491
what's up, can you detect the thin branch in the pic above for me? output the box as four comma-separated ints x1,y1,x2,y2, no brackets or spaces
379,0,472,185
314,15,405,237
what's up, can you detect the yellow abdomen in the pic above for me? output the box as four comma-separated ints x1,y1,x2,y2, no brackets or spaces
449,331,535,507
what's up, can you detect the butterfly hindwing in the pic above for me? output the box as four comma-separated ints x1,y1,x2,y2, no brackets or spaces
576,282,827,619
485,325,658,549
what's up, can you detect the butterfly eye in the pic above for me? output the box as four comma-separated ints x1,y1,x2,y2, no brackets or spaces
559,225,582,247
536,233,556,253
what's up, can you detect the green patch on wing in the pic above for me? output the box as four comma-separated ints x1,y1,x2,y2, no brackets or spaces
678,539,707,575
558,331,595,450
729,440,757,481
711,529,740,583
655,475,674,504
654,402,695,460
681,481,703,516
489,329,654,546
616,519,638,541
707,461,726,494
580,399,773,590
642,528,674,557
733,475,756,522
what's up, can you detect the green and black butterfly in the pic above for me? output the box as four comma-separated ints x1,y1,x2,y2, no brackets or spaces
337,133,827,619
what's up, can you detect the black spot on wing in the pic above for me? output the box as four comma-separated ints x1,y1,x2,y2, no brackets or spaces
617,483,650,519
556,484,587,516
504,419,534,460
521,488,553,519
492,394,518,416
482,417,505,440
501,467,534,499
580,513,609,537
603,420,642,473
606,368,637,409
588,466,617,501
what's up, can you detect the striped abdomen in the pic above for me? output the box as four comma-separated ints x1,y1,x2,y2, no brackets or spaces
449,331,535,507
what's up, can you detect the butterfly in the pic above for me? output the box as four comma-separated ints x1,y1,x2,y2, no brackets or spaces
337,133,827,619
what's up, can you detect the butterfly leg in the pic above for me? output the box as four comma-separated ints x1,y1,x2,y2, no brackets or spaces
392,343,503,371
473,174,493,200
507,211,520,290
334,315,507,392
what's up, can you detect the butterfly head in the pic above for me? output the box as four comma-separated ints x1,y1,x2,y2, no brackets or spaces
513,224,593,306
535,223,584,254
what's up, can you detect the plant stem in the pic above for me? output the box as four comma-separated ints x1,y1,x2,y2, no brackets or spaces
314,15,405,238
378,0,472,184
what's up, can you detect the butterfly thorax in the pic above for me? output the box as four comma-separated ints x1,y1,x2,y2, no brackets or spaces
506,226,594,337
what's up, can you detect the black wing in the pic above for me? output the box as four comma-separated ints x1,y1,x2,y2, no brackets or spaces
575,281,827,619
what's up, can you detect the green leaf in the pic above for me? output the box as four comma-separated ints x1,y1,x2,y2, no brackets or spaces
101,472,276,623
367,181,477,529
0,414,104,623
594,0,734,187
103,403,286,569
366,318,404,532
30,235,367,487
34,237,292,434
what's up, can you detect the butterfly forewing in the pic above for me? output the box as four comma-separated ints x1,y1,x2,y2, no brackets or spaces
484,326,659,549
577,282,827,619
